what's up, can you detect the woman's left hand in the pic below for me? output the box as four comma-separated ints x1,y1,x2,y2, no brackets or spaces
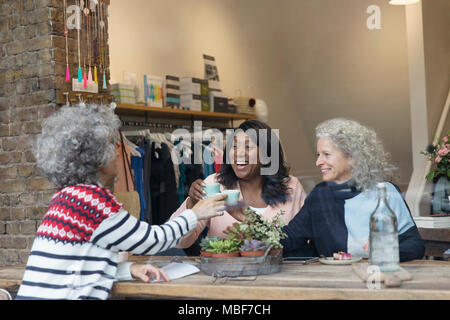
130,263,170,283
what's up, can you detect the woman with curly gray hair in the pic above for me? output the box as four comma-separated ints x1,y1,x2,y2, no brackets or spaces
17,104,227,300
280,118,424,262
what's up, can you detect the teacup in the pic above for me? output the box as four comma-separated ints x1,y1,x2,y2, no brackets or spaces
202,183,221,198
222,189,240,205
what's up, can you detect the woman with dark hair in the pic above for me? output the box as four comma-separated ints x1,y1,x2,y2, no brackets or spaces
170,120,306,248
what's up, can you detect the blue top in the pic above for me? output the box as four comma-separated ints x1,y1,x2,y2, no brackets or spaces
344,182,415,257
131,147,146,221
281,180,425,261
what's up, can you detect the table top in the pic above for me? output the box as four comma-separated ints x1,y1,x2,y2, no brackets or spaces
1,257,449,300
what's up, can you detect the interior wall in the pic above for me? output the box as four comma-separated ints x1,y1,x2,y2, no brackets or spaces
109,0,413,189
422,0,450,140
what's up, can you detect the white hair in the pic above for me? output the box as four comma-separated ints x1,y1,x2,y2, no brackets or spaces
34,104,121,188
315,118,392,191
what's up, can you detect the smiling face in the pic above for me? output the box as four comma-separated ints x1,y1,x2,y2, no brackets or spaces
229,131,261,181
316,137,353,184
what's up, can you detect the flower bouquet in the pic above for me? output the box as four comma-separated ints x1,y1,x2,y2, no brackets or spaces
422,131,450,181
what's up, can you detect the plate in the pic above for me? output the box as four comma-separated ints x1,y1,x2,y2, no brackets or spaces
318,257,362,265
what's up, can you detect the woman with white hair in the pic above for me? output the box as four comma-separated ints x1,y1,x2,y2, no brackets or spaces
16,104,227,300
280,118,425,261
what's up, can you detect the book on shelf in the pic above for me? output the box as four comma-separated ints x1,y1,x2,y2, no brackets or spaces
144,74,163,107
163,75,180,108
414,215,450,228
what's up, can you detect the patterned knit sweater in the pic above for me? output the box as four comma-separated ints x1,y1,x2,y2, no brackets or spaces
16,184,198,300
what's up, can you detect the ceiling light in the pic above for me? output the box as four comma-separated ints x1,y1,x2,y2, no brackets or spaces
389,0,420,5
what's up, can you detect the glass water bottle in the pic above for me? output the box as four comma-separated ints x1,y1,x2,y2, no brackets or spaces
369,182,400,272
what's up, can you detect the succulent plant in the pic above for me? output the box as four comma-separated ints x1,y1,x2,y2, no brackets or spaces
223,208,287,250
205,239,241,254
239,239,269,252
199,236,223,252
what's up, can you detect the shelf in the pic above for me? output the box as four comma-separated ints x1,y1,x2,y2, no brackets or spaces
115,103,257,121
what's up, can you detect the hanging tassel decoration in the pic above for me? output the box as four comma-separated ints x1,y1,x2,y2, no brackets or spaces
88,67,93,85
78,66,82,82
102,70,106,89
94,65,98,83
66,64,70,82
83,68,87,88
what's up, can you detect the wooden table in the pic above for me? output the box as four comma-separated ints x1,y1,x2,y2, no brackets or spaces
1,257,448,300
418,228,450,258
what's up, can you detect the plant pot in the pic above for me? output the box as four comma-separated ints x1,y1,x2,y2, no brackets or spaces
269,248,283,256
200,251,213,257
211,252,240,258
239,250,265,257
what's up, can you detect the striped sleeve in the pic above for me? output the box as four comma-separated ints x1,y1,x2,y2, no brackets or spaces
90,208,198,255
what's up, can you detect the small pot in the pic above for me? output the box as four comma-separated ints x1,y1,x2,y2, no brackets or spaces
269,248,283,256
239,250,265,257
200,251,213,257
211,252,240,258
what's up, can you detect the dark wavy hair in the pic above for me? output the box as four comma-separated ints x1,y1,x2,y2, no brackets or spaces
216,120,291,206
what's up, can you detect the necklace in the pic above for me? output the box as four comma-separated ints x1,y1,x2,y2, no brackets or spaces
64,0,70,82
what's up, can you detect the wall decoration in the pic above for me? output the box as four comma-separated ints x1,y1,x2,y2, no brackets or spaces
366,5,381,30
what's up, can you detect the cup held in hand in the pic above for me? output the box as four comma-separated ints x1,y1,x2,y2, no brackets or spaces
222,189,240,205
202,183,220,198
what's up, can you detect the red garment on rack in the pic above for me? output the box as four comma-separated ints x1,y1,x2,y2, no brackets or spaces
213,147,223,173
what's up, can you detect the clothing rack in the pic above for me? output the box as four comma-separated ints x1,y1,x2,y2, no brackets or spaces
121,120,191,130
121,120,232,132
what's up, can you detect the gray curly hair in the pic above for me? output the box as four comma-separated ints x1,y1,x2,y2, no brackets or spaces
34,104,121,189
315,118,392,191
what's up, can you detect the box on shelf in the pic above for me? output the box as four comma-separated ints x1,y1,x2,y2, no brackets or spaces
200,79,209,97
164,75,180,108
181,94,202,111
210,91,234,113
165,93,180,108
234,96,256,115
111,83,136,104
180,77,202,95
414,215,450,228
144,74,163,107
201,96,210,112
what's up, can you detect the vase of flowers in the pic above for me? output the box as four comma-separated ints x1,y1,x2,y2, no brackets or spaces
422,131,450,215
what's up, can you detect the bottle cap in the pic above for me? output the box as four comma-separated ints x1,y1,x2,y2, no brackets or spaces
376,182,386,189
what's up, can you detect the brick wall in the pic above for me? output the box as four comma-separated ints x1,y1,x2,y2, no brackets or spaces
0,0,109,266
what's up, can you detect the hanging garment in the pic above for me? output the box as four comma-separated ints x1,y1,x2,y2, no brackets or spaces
202,144,215,178
131,147,146,221
138,138,153,224
150,142,179,225
175,140,187,205
113,132,140,220
213,146,223,173
114,141,135,192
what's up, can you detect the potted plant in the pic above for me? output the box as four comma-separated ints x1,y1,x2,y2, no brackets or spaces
199,236,223,257
206,239,241,258
239,239,269,257
224,208,287,255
